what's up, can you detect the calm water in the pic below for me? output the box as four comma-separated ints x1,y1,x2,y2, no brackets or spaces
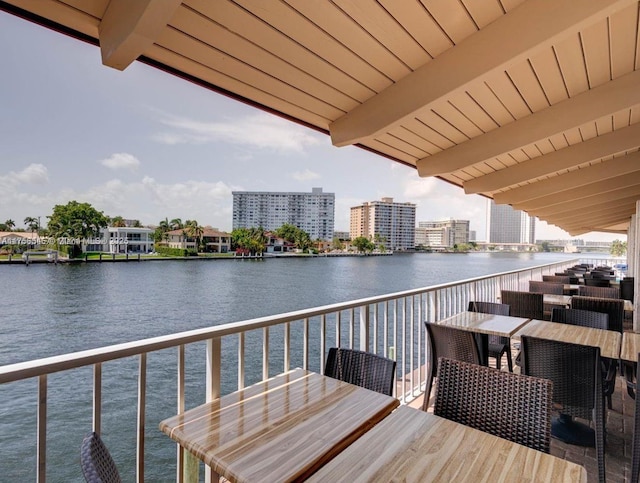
1,252,581,481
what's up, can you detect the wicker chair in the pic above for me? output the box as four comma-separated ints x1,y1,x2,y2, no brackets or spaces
571,296,624,334
324,347,396,396
621,277,634,302
434,357,552,453
500,291,544,320
550,307,609,330
468,301,513,371
585,278,611,287
529,281,565,295
632,352,640,483
422,322,481,411
80,432,122,483
543,275,570,284
521,336,605,483
578,285,620,299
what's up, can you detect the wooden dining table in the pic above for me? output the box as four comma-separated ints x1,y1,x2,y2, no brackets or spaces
621,331,640,363
159,368,399,482
436,311,531,365
306,405,587,482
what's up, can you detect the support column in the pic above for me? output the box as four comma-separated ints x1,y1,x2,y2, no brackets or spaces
632,206,639,331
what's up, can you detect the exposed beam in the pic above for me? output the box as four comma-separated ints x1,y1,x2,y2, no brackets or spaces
510,171,640,210
465,124,640,195
542,205,637,224
417,68,640,177
555,212,635,232
492,151,640,205
530,187,640,218
532,194,640,219
329,0,634,147
99,0,182,70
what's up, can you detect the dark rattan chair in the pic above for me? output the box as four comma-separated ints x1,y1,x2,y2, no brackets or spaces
434,357,552,453
500,290,544,320
529,281,565,295
578,285,620,299
550,307,609,330
543,275,570,284
80,432,122,483
324,347,396,396
621,278,634,302
585,278,611,287
468,301,513,371
571,296,624,334
422,322,481,411
521,336,605,483
631,352,640,483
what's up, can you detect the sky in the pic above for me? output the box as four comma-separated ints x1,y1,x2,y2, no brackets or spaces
0,12,623,243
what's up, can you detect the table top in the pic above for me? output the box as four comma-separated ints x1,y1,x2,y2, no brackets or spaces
514,320,622,360
436,311,530,337
159,368,399,482
306,405,586,482
544,294,572,306
621,332,640,362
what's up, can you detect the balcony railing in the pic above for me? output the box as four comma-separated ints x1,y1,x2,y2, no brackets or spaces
1,257,618,482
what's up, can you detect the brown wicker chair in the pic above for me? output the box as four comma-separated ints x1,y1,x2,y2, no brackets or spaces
543,275,570,284
434,357,552,453
422,322,481,411
585,278,611,287
571,296,624,334
80,432,122,483
468,301,513,371
578,285,620,299
325,347,396,396
529,281,565,295
550,307,609,330
500,290,544,320
521,336,605,483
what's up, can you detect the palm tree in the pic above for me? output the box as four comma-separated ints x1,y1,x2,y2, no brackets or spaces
5,219,15,230
185,220,204,252
110,216,126,227
169,218,183,230
24,216,39,233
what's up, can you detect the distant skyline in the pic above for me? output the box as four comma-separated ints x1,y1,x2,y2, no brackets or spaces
0,12,623,243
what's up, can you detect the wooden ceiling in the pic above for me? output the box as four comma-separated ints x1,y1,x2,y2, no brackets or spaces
3,0,639,236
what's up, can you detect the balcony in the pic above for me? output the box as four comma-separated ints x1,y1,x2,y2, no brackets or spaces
0,256,633,481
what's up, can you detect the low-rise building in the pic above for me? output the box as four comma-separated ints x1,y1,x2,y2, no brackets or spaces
167,228,231,253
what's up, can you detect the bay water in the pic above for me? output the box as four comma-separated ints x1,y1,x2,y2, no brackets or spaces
1,252,579,481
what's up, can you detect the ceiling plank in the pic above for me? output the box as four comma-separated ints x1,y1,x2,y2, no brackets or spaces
99,0,181,70
553,211,635,231
328,0,634,147
416,68,640,177
465,123,640,195
510,170,640,210
542,204,637,224
533,193,640,218
531,188,640,217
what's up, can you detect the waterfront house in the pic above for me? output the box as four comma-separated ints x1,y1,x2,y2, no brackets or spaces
167,227,231,253
100,226,155,254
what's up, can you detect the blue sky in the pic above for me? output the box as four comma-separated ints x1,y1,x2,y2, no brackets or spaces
0,12,621,242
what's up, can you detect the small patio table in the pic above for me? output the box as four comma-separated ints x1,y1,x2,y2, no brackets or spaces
306,405,587,482
436,311,531,366
159,367,399,482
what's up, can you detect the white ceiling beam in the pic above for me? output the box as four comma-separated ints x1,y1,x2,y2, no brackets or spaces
533,194,640,219
99,0,182,70
492,150,640,205
417,69,640,177
530,188,640,217
555,211,635,232
542,204,637,224
465,123,640,195
329,0,634,148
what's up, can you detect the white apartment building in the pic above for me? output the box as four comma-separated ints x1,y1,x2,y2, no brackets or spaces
232,187,335,241
415,219,470,248
487,200,536,246
100,227,154,254
350,197,416,250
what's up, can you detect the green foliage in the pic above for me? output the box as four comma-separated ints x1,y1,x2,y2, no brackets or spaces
274,224,311,251
156,246,195,257
352,236,375,253
232,227,267,255
332,237,345,250
46,201,108,241
610,239,627,257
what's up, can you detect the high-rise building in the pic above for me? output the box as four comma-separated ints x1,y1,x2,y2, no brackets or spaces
350,197,416,250
487,200,535,245
415,219,469,248
232,187,335,240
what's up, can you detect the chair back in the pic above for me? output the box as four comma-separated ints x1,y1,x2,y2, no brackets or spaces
528,281,564,295
550,308,608,330
585,278,611,287
80,432,122,483
467,301,510,316
324,347,396,396
500,291,544,320
578,285,620,299
543,275,570,284
621,278,635,302
434,357,552,453
631,352,640,483
571,295,624,334
521,336,605,482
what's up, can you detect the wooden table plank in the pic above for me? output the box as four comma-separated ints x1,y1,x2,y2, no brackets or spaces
621,332,640,362
307,406,586,482
436,311,530,337
514,320,621,360
159,368,399,482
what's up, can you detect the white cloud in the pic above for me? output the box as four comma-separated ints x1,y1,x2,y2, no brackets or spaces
99,153,141,171
0,163,49,189
291,169,320,181
153,111,321,153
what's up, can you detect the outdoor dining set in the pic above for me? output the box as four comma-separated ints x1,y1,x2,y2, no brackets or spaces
81,265,638,483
